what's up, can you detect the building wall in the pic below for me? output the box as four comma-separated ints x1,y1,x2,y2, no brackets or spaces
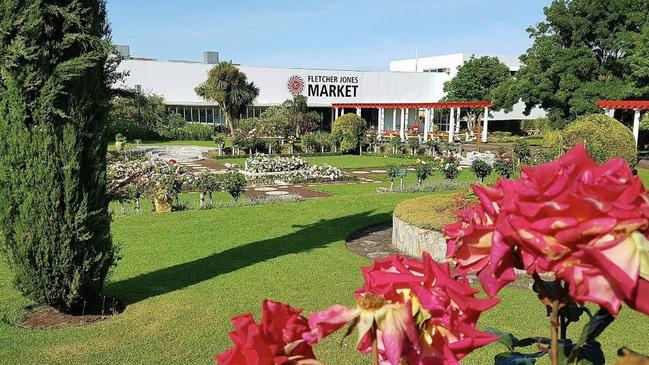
115,60,445,108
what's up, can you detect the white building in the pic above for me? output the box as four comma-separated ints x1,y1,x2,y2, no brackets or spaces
114,47,541,142
390,52,546,121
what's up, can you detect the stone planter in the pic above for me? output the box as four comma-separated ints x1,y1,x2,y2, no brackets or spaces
115,141,125,152
154,198,172,213
391,214,447,262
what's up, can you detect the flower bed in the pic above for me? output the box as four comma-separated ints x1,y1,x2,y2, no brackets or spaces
243,154,344,184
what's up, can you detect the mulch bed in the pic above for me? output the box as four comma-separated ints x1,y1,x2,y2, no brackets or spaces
245,185,330,200
23,299,124,330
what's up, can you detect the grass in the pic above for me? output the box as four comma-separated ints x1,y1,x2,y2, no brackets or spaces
0,161,648,364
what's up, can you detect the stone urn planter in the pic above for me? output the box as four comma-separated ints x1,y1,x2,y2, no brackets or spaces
154,198,172,213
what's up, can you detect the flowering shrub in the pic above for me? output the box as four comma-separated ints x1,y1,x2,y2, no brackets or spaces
245,154,309,173
414,159,432,186
217,145,649,365
244,154,343,183
493,147,515,178
435,150,461,180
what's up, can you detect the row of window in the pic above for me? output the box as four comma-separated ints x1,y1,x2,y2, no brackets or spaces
166,106,270,124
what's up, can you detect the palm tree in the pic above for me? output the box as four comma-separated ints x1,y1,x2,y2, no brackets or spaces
195,61,259,135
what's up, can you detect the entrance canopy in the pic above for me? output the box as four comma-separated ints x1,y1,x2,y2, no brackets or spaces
331,101,493,143
596,100,649,146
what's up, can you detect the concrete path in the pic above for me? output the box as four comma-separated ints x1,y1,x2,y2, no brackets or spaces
136,146,216,163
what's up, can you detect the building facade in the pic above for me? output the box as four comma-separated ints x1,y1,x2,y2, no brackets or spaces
114,48,545,140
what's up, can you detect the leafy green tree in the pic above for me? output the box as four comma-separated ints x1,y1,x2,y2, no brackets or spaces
0,0,118,311
332,114,368,154
443,56,512,131
471,159,493,182
195,62,259,135
503,0,649,128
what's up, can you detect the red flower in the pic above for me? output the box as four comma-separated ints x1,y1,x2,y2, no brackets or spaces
305,253,498,365
217,300,317,365
446,145,649,315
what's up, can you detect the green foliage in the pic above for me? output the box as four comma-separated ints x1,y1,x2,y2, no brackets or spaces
115,133,126,143
444,56,512,130
520,118,550,132
494,148,515,178
471,159,493,182
220,171,247,201
414,160,433,185
0,0,117,311
331,114,368,153
563,114,637,167
195,62,260,134
511,0,649,127
162,123,214,141
301,132,319,153
108,92,168,140
512,138,532,165
212,133,227,146
542,130,566,157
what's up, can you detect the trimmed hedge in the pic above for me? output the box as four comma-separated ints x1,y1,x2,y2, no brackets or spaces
562,114,637,167
393,194,456,231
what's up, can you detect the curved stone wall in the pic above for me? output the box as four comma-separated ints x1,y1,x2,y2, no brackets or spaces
391,214,447,262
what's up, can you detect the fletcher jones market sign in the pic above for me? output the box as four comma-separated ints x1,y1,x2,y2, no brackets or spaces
287,74,359,98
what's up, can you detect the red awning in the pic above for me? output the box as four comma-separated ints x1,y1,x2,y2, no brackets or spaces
596,100,649,110
331,101,492,109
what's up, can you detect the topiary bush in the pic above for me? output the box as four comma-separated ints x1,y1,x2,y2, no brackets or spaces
471,159,492,182
331,114,368,154
562,114,637,167
221,171,247,201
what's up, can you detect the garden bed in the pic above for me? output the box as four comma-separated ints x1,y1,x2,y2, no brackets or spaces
391,194,457,261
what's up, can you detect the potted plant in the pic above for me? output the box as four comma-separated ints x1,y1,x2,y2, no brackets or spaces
115,133,126,152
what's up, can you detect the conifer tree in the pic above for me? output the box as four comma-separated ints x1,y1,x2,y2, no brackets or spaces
0,0,118,311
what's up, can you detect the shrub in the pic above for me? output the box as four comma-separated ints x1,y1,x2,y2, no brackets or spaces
493,147,515,178
512,138,531,165
562,114,637,167
0,0,117,311
414,160,433,186
542,130,565,158
520,118,549,132
301,132,319,153
115,133,126,143
471,159,492,182
221,171,247,201
436,151,461,180
331,114,368,153
165,123,214,141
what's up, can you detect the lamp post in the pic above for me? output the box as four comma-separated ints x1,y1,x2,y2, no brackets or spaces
135,84,142,123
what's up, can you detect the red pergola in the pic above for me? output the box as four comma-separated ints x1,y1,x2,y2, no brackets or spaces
331,101,492,143
596,100,649,110
331,101,493,109
596,100,649,146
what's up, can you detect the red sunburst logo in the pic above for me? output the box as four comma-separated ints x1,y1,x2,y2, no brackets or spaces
287,75,305,96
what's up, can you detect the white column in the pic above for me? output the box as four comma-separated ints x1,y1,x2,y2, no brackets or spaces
334,108,339,120
482,107,489,143
378,108,385,135
400,108,406,141
423,108,430,142
405,109,410,139
607,108,615,118
633,109,641,146
448,108,455,143
455,107,461,132
356,108,361,116
392,109,397,131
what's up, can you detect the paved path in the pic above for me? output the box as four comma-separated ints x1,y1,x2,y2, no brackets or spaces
136,146,216,163
346,223,399,259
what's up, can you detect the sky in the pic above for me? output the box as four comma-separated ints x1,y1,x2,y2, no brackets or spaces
107,0,552,71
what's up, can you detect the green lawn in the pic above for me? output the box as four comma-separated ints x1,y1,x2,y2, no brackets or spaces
1,165,649,365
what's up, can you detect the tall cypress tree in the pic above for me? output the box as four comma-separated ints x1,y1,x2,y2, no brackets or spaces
0,0,118,311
